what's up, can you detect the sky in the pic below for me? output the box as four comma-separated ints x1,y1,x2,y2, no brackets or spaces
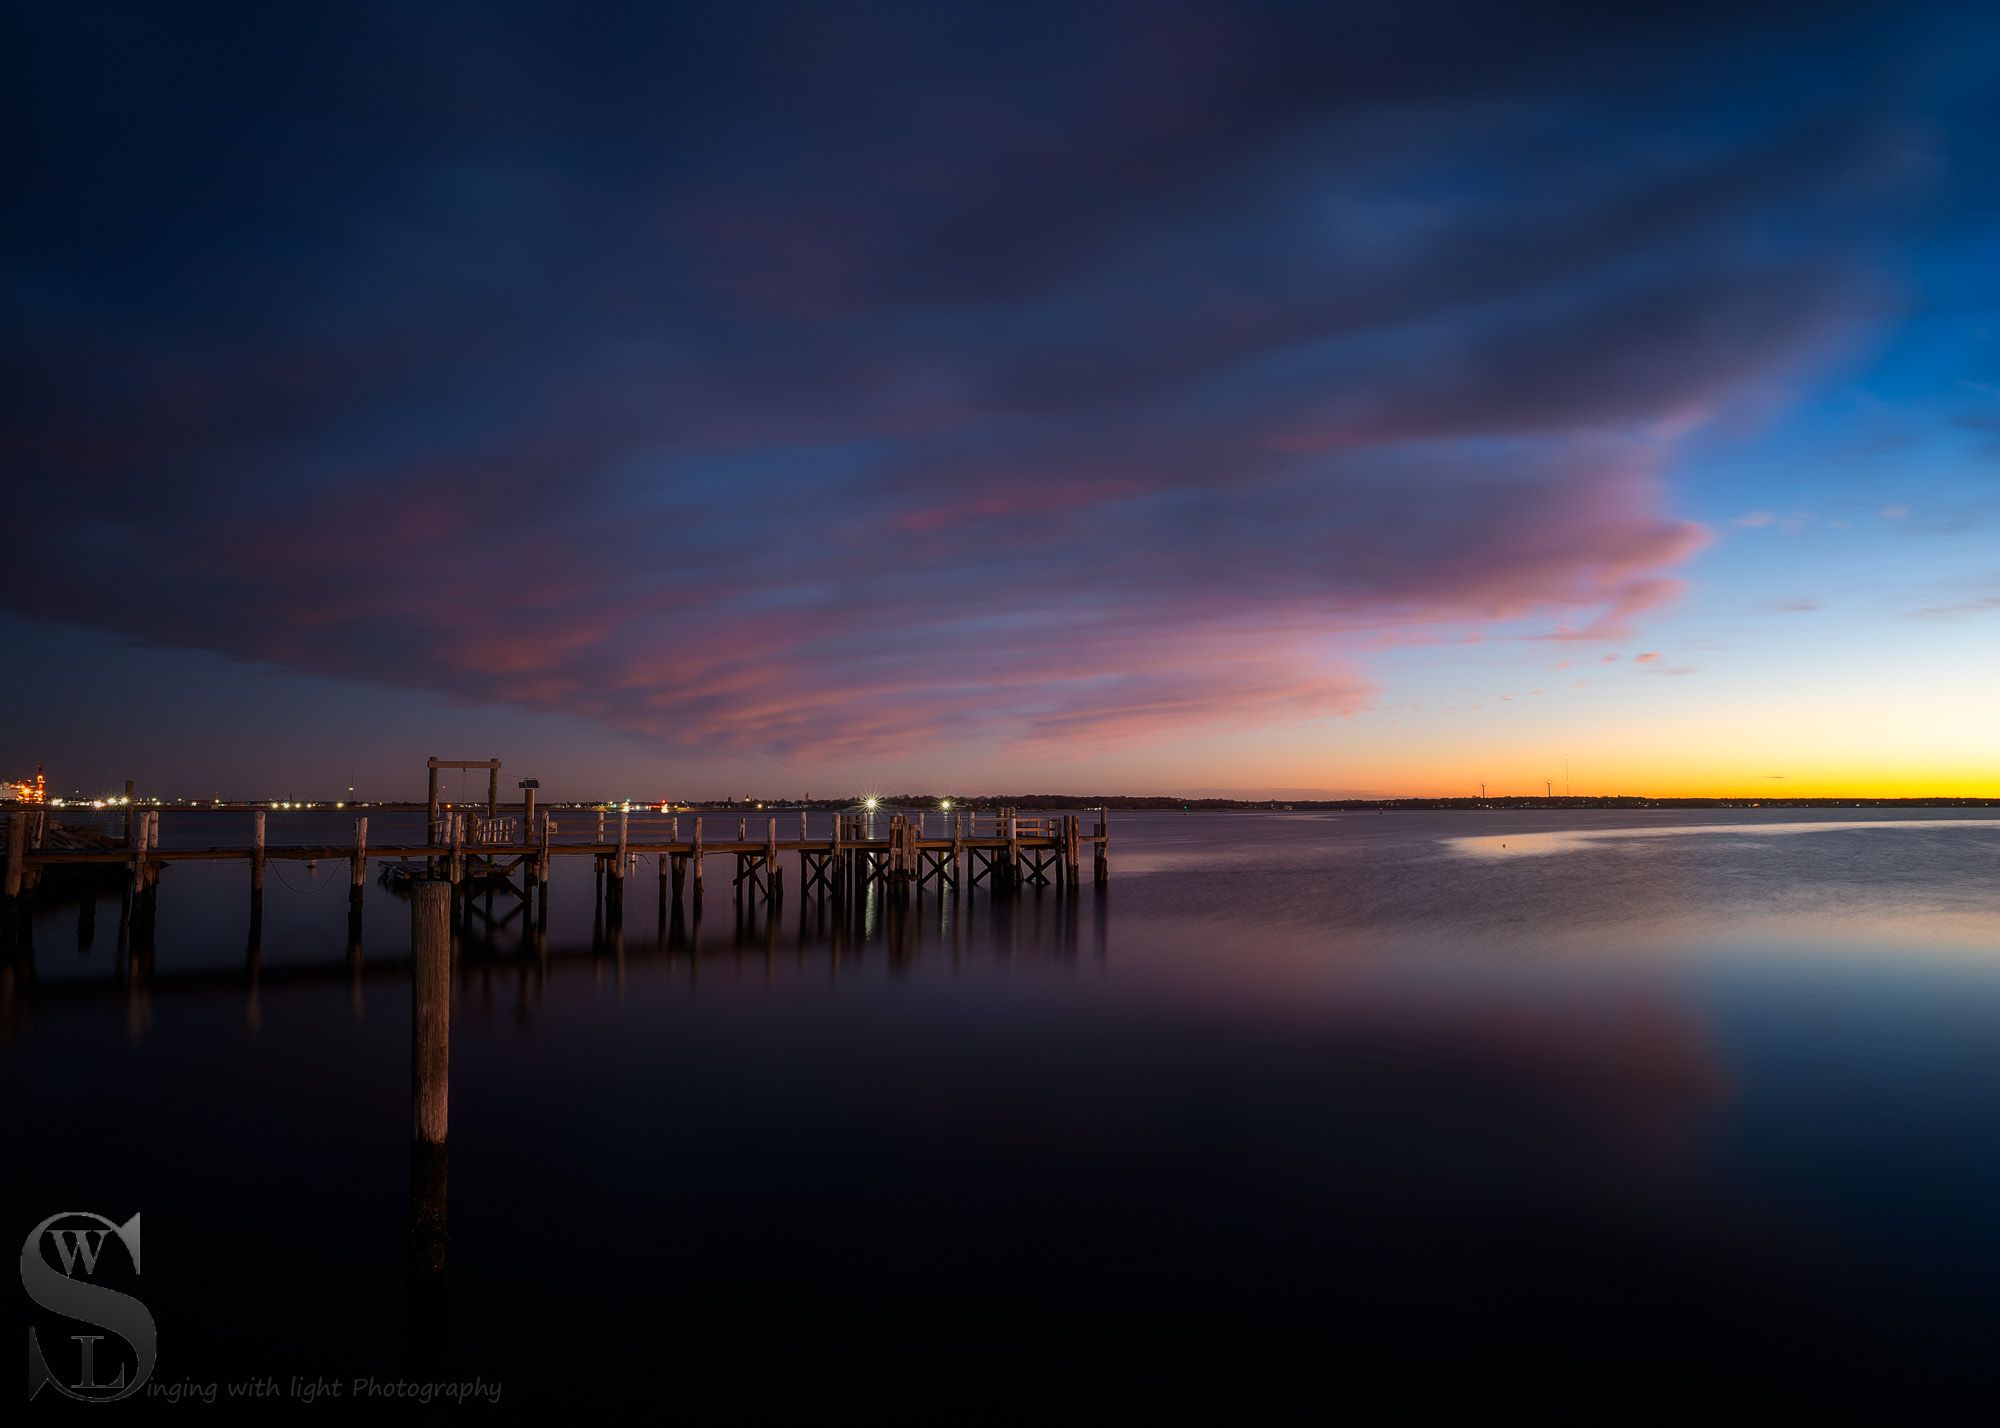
4,1,1998,801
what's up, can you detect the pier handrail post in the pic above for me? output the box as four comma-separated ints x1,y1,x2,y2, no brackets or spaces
486,761,499,821
425,760,440,846
449,814,464,886
692,817,704,903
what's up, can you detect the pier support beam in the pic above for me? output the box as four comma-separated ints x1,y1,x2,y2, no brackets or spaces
691,818,704,908
521,785,536,864
610,809,628,917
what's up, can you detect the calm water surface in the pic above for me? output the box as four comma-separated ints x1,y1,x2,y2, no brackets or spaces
7,808,2000,1411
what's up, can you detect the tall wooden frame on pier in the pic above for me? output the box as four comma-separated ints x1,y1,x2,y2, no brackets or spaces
426,756,501,844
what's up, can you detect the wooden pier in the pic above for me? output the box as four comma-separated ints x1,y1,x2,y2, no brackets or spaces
1,793,1110,950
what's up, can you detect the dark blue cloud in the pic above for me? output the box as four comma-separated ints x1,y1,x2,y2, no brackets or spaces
2,1,1987,758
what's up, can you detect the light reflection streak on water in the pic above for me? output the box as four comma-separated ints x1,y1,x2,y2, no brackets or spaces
1448,818,2000,858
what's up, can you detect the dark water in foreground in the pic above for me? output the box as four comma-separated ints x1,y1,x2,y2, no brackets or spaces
7,808,2000,1412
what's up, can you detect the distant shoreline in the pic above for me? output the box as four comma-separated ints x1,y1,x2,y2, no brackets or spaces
16,794,1999,813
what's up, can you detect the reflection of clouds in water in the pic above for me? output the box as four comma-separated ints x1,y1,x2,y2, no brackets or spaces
1449,820,2000,858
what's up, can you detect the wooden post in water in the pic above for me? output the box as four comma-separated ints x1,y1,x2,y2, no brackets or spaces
251,810,267,897
24,809,42,895
407,877,451,1309
538,815,553,928
607,826,626,926
521,785,537,850
410,880,451,1144
123,780,136,847
1095,808,1109,883
3,813,23,900
767,818,780,903
130,813,158,953
130,814,149,900
346,816,364,977
350,816,368,919
691,817,704,906
1006,812,1020,893
449,814,464,887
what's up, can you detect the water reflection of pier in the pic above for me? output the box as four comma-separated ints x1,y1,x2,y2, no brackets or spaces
0,877,1107,1033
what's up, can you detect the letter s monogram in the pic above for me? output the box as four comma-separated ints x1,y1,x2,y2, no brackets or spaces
22,1211,156,1402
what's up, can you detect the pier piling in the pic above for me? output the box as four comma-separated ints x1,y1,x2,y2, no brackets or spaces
407,878,451,1323
410,880,451,1147
350,816,368,912
3,814,23,900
